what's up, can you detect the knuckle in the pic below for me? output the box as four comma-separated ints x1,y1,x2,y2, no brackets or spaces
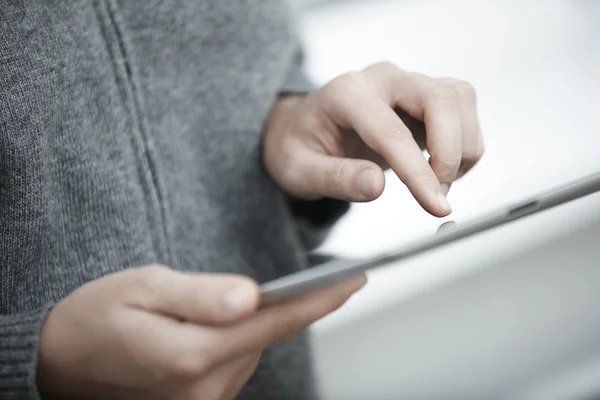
324,160,352,194
377,126,414,156
436,156,462,173
380,123,412,143
339,71,366,86
437,78,477,102
367,61,398,74
409,167,435,183
328,71,367,94
409,71,433,87
428,83,459,104
455,80,477,102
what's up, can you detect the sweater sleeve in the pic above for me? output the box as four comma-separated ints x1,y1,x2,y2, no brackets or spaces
0,305,53,400
289,197,350,251
279,48,317,96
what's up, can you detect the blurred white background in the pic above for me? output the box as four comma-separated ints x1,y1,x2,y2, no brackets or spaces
288,1,600,398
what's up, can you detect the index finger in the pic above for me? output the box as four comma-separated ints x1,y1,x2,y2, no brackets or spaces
323,75,451,216
367,65,463,197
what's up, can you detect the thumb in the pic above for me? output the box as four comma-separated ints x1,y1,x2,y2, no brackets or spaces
126,265,260,324
294,150,385,202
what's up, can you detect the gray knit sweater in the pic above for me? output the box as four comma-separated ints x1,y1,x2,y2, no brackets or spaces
0,1,349,398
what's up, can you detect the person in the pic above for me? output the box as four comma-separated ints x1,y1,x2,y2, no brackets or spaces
0,1,483,399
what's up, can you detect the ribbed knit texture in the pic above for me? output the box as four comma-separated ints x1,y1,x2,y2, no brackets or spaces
0,306,51,400
0,1,347,398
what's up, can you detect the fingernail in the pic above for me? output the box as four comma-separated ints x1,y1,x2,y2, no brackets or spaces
440,183,450,196
437,192,452,214
223,286,252,314
356,169,373,198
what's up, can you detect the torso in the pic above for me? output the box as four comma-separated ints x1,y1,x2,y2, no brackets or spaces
0,1,317,398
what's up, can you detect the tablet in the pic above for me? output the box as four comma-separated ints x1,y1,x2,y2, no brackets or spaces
260,171,600,306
